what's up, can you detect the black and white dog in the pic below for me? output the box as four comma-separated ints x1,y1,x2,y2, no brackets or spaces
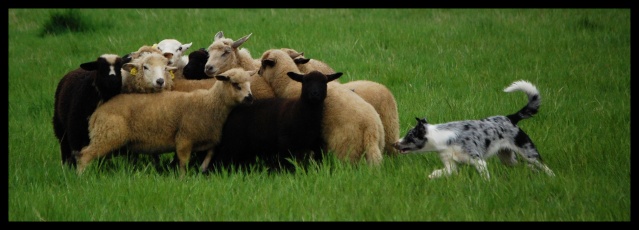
394,80,555,180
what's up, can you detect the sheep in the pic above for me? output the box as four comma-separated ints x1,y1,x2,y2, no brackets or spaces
121,52,177,93
204,31,275,100
209,70,343,173
281,48,337,76
285,48,400,156
155,39,192,79
258,49,385,166
342,80,400,156
53,54,125,167
75,67,255,177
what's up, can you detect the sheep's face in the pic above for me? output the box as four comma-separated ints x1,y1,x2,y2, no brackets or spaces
287,71,342,105
124,53,176,92
204,33,252,78
215,68,254,105
80,54,123,96
258,49,297,84
156,39,192,67
205,40,236,77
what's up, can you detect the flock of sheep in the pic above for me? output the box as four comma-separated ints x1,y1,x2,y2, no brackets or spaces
53,31,400,177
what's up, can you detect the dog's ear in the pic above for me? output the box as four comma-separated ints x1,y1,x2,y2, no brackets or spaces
416,117,428,124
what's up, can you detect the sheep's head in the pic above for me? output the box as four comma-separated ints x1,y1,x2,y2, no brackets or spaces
258,49,300,85
128,45,162,61
215,68,254,105
156,39,192,67
287,70,342,104
80,54,123,99
183,48,210,80
204,31,252,77
122,53,177,92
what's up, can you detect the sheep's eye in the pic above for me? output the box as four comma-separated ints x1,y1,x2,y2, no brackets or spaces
221,50,230,57
178,47,182,51
232,83,241,90
143,65,149,70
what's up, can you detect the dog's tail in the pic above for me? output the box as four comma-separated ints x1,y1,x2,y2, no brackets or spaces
504,80,540,125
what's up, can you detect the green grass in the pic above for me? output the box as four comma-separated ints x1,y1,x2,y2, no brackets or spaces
8,9,630,221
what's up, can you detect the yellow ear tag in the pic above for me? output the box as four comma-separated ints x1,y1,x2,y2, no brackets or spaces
169,70,175,79
130,67,138,76
152,43,158,49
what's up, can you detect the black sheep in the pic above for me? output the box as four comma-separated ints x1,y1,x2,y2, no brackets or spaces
53,54,127,167
208,70,342,173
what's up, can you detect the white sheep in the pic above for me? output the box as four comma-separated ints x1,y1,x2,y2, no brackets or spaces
204,31,275,100
258,49,384,166
155,39,192,79
75,68,255,177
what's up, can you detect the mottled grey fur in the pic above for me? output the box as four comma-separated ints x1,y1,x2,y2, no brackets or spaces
394,80,555,180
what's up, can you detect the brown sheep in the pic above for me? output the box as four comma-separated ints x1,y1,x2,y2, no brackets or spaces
75,68,255,177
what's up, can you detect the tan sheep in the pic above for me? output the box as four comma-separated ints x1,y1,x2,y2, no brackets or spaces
204,31,274,100
75,68,255,177
281,48,337,76
258,49,384,166
283,48,400,156
121,52,176,93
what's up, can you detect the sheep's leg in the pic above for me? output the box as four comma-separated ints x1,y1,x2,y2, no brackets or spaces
175,141,193,178
200,149,214,173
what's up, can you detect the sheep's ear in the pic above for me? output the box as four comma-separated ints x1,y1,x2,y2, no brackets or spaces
247,70,257,76
80,61,99,71
261,58,276,68
327,72,343,82
232,33,252,49
182,42,193,51
215,74,230,82
122,63,138,72
214,31,224,40
287,72,304,82
121,53,132,64
294,58,311,65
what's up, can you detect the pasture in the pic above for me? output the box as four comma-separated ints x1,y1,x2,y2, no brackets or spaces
8,9,630,221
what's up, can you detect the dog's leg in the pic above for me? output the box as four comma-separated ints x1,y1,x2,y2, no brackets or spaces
469,157,490,180
497,149,518,167
515,139,556,177
429,150,457,179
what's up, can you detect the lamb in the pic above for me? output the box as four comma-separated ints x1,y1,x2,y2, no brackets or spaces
204,31,275,100
258,49,384,166
285,48,400,156
121,52,176,93
75,68,255,177
155,39,192,79
53,54,125,167
209,70,342,173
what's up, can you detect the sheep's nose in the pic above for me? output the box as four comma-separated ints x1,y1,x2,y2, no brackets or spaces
244,94,254,104
163,53,174,59
156,78,164,86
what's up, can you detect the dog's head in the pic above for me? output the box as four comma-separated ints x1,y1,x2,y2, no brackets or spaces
394,117,429,153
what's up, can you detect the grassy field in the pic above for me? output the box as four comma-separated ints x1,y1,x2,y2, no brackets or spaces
8,9,630,221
